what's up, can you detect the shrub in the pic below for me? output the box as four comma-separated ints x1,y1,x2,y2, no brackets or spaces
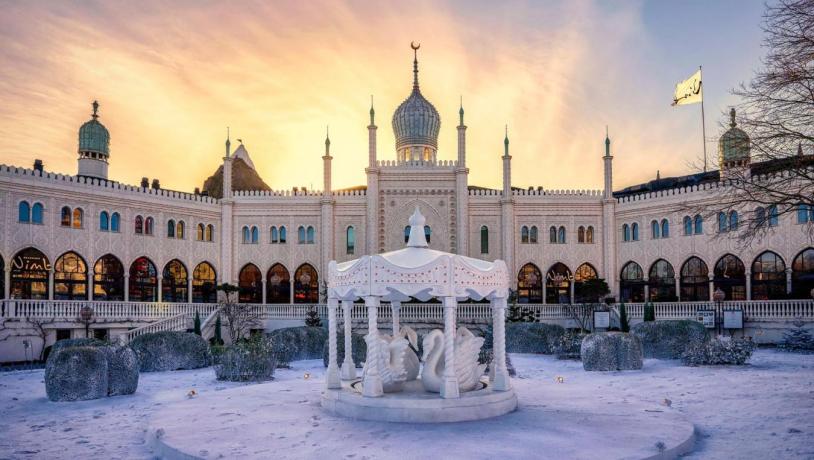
130,331,211,372
632,320,708,359
777,321,814,353
323,332,368,368
619,303,630,332
214,335,277,382
193,311,202,336
304,307,322,327
505,323,566,354
267,326,327,366
643,302,655,322
478,325,516,376
554,330,584,360
581,332,643,371
681,338,756,366
45,346,108,402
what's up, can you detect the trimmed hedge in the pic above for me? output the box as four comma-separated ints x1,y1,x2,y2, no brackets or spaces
215,336,277,381
47,339,138,397
323,332,368,368
581,332,643,371
631,320,708,359
130,332,211,372
505,323,566,354
266,327,327,367
681,338,756,366
45,347,108,401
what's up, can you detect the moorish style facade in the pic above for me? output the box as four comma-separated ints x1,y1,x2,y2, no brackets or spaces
1,48,813,360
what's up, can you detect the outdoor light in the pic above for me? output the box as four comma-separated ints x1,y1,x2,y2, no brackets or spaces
304,372,311,380
79,305,95,338
713,288,726,303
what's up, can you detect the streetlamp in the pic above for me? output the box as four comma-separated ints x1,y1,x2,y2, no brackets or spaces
713,288,725,337
79,305,95,338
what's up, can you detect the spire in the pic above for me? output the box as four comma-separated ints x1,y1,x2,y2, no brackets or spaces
369,95,375,125
411,41,421,92
503,125,509,156
605,126,611,157
324,125,331,155
225,127,231,157
459,96,464,126
91,100,99,119
729,107,737,128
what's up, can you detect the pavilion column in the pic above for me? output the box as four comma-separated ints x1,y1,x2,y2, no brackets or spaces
124,274,130,302
362,296,383,397
325,297,341,389
745,271,752,300
48,268,54,300
491,296,511,391
440,296,460,399
391,301,401,336
340,300,356,380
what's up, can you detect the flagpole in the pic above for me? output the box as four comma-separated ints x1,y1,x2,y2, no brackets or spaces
700,65,708,172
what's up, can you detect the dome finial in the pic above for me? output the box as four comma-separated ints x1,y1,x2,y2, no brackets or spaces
459,96,464,125
729,107,737,128
325,125,330,146
369,94,375,125
92,100,99,119
411,41,421,91
225,127,231,156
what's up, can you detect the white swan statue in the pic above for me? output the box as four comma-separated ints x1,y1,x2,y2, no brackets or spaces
396,326,420,381
420,327,487,393
361,333,410,393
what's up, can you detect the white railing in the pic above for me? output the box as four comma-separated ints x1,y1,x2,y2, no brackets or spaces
121,313,191,344
622,300,814,321
0,300,219,320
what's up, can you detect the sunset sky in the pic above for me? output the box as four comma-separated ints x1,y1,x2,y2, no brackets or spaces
0,0,767,193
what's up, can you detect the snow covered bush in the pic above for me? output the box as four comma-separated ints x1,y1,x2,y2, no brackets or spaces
478,326,517,376
267,326,327,366
631,320,708,359
130,331,211,372
47,339,138,397
505,323,566,354
45,346,109,401
581,332,643,371
323,332,367,368
554,330,584,360
214,335,277,382
681,338,756,366
777,321,814,353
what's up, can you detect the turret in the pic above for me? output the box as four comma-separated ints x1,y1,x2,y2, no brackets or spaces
222,128,233,200
77,100,111,180
603,128,613,200
502,126,512,197
368,97,377,168
457,98,466,167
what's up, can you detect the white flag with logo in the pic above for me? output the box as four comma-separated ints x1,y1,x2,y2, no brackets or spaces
672,69,702,106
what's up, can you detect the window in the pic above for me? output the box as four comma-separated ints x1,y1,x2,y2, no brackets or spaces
193,262,217,303
346,226,355,254
586,226,594,243
270,226,279,243
197,223,205,241
693,215,703,234
61,206,71,227
651,220,660,239
424,225,431,244
680,257,709,301
18,201,30,222
176,221,185,239
238,264,263,303
129,257,158,302
574,263,598,303
480,226,489,254
306,226,315,244
298,226,306,244
718,212,727,233
54,252,88,300
517,263,543,303
162,259,188,303
549,226,557,243
661,219,669,238
714,254,746,301
404,225,411,244
623,224,630,242
72,208,83,228
294,263,319,303
266,263,291,303
755,206,766,227
251,226,259,244
206,224,214,242
728,211,738,231
620,261,645,302
31,203,43,224
529,226,538,243
791,248,814,299
546,263,572,304
578,226,585,243
100,211,110,231
648,259,676,301
768,205,778,227
10,248,50,299
167,219,176,238
751,251,786,300
93,254,124,301
631,223,639,241
135,215,144,234
521,226,529,244
242,226,250,243
683,216,692,235
145,217,154,235
557,226,566,244
279,226,286,243
797,205,812,224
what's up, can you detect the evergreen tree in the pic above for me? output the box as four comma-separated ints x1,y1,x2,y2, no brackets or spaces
304,306,322,327
213,314,224,345
778,320,814,353
643,302,656,322
619,303,630,332
193,311,202,336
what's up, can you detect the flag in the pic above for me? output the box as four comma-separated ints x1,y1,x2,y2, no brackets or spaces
672,69,702,106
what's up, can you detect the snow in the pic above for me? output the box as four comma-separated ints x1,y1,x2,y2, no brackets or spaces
1,349,812,459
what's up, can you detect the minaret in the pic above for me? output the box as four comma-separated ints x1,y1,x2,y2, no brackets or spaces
321,127,335,291
222,128,233,199
220,128,235,285
323,126,332,196
601,129,617,299
455,98,469,255
366,96,380,254
603,127,613,199
500,126,515,276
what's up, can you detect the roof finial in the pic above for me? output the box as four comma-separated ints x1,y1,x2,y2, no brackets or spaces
225,127,231,156
325,125,330,146
411,41,421,91
729,107,737,128
605,126,611,156
369,94,375,125
92,100,99,119
656,170,661,180
459,96,464,125
504,124,509,144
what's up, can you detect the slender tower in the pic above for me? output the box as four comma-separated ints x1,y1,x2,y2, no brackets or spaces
220,129,235,284
500,126,515,274
365,97,379,254
321,127,335,293
455,99,469,255
601,129,617,297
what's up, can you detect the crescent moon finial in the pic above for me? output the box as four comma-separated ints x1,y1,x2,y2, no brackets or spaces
411,41,420,50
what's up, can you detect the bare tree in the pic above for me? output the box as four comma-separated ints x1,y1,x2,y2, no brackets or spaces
0,317,56,361
217,283,261,342
689,0,814,245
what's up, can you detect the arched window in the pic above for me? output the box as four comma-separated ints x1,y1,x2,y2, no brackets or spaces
197,223,205,241
521,226,529,244
129,257,158,302
558,226,566,244
162,259,188,303
192,262,217,303
620,261,645,302
573,263,598,303
713,254,746,301
424,225,431,244
206,224,214,242
791,248,814,299
31,203,43,224
529,226,538,244
683,216,692,235
546,263,572,304
346,226,355,254
631,223,639,241
661,219,669,238
10,247,50,299
306,226,315,244
586,226,594,243
93,254,124,301
404,225,411,244
145,217,154,235
167,219,176,238
267,263,291,303
18,201,30,222
298,226,306,244
549,226,557,243
242,226,250,244
728,211,738,231
270,226,279,243
100,211,110,231
251,226,259,244
651,220,660,239
751,251,786,300
622,224,630,242
767,205,778,227
797,205,811,224
60,206,71,227
718,212,728,233
517,263,542,303
54,252,88,300
176,221,185,239
0,255,4,299
680,257,709,301
135,215,144,234
693,215,703,234
480,226,489,254
111,212,120,232
72,208,83,229
755,207,766,227
238,264,263,303
578,226,585,243
294,263,319,304
648,259,676,301
278,226,286,243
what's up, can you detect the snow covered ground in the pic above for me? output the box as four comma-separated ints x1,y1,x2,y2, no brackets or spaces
0,349,812,459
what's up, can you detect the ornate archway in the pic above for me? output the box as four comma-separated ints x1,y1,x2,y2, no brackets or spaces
517,263,542,303
294,263,319,304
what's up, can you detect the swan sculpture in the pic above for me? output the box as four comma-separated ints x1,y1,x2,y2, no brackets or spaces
361,333,410,393
396,326,420,381
420,327,487,393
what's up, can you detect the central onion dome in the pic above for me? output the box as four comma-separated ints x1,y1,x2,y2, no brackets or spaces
392,44,440,162
78,100,110,155
718,108,750,169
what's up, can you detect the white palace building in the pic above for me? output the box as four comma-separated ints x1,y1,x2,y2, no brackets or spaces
1,49,813,362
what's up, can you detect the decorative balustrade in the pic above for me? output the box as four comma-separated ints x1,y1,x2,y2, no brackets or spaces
121,313,192,344
0,300,219,321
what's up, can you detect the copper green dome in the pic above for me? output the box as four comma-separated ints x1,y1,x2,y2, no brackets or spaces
718,108,749,167
392,48,440,151
78,101,110,156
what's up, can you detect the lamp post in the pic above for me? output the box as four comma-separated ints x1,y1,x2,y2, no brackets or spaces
79,305,95,338
713,288,725,337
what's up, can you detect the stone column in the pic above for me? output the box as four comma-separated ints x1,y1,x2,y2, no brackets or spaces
708,275,715,302
4,267,11,300
340,300,356,380
48,267,54,300
391,301,401,336
542,282,547,304
362,296,383,397
491,297,511,391
88,273,94,301
643,278,650,302
569,281,575,304
157,277,163,302
745,271,752,300
441,296,460,399
124,274,130,302
187,277,193,303
325,297,341,389
675,277,681,302
261,278,267,304
785,268,793,294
